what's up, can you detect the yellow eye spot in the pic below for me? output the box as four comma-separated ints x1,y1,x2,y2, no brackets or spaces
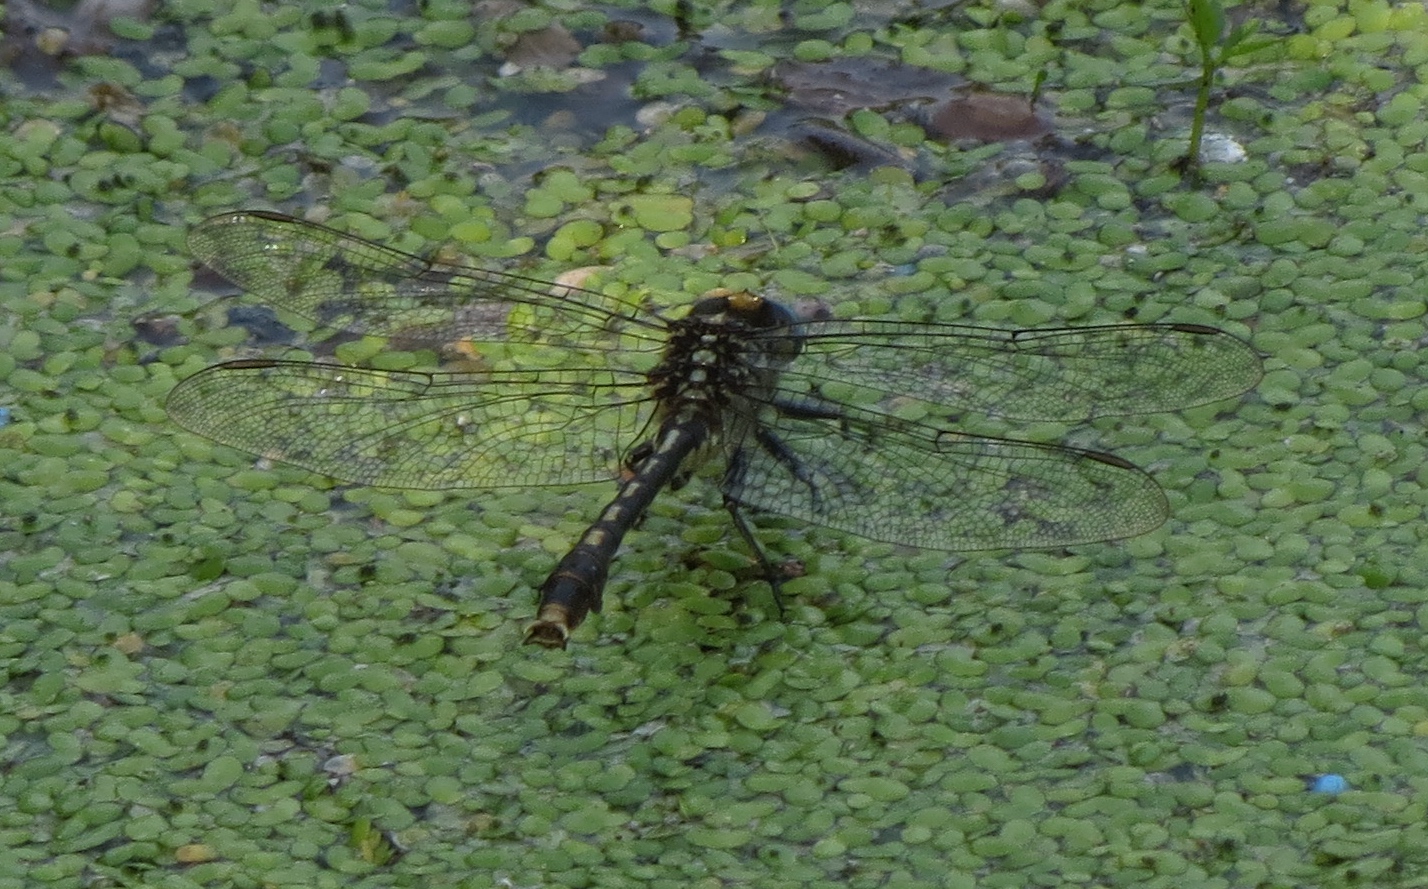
725,290,763,312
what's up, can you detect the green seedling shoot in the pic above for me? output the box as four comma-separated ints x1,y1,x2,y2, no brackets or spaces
1181,0,1274,181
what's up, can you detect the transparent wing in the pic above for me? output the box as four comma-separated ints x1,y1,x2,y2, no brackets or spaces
725,404,1168,551
780,320,1262,422
167,360,652,489
188,211,665,360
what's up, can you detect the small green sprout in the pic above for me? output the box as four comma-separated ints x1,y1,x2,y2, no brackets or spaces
1181,0,1275,181
350,817,402,866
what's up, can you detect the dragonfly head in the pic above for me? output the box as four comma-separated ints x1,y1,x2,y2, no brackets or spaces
690,288,803,363
690,288,784,323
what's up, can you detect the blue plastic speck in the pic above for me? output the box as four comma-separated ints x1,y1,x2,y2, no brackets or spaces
1309,774,1347,794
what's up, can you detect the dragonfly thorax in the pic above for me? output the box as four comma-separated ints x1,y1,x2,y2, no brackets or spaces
648,292,800,421
632,291,803,477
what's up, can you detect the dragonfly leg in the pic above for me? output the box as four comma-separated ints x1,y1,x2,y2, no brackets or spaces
724,498,789,617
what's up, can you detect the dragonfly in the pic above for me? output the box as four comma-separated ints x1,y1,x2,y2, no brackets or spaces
167,210,1262,648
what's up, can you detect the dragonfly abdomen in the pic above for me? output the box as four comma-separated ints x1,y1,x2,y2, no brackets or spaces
526,412,712,648
525,293,801,647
